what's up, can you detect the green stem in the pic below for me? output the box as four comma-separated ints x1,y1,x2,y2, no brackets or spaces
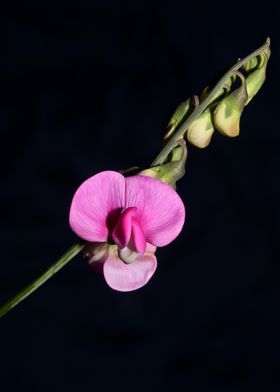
151,37,270,166
0,242,85,317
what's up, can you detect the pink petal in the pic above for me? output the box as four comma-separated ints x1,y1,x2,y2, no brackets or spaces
125,175,185,247
112,207,137,248
131,217,146,254
69,171,125,242
103,250,157,292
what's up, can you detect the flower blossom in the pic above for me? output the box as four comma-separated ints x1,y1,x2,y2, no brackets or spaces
69,171,185,291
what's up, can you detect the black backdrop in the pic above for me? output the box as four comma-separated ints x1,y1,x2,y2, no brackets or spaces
1,1,280,391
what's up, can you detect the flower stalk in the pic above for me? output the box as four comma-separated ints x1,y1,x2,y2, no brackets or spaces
0,243,85,317
152,37,270,165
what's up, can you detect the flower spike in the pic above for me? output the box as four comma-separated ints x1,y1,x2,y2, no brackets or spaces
0,38,270,316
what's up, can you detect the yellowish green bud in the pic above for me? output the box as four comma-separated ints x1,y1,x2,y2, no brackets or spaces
164,99,192,143
187,109,214,148
243,56,259,72
213,72,248,137
245,50,270,105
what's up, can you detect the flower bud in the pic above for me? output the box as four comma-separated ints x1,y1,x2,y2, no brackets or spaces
213,73,248,137
139,140,187,189
164,99,192,143
243,45,270,72
243,56,259,72
187,109,214,148
245,50,270,105
200,74,236,104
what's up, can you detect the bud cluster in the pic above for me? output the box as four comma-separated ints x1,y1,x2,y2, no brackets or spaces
130,40,270,189
164,42,271,149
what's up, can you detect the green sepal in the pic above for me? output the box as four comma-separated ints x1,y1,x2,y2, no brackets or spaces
139,139,187,189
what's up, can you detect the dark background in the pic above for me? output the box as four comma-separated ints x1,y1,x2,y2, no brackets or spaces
1,1,279,391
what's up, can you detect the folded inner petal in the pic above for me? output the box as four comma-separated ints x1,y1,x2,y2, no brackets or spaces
131,217,146,254
112,207,137,248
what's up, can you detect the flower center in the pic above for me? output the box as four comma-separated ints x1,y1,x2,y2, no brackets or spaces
112,207,146,264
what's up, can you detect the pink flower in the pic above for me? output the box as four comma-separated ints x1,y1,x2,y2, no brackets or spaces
69,171,185,291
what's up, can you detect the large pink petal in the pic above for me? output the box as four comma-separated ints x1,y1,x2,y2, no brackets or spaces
125,175,185,247
69,171,125,242
103,250,157,292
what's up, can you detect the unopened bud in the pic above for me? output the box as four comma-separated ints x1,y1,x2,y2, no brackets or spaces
164,99,192,143
139,140,187,188
245,50,270,105
213,72,248,137
187,109,214,148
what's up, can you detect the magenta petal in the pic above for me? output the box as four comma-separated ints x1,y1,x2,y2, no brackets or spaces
69,171,125,242
131,217,146,254
125,175,185,247
103,251,157,292
112,207,137,248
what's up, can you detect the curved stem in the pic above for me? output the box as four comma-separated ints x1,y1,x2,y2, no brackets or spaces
0,242,85,317
152,38,270,166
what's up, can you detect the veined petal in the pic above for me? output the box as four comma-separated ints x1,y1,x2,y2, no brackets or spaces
125,175,185,247
69,171,125,242
103,250,157,292
131,217,146,254
112,207,137,248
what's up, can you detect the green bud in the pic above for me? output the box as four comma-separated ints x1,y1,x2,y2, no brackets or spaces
163,95,199,144
243,45,271,72
245,50,270,105
163,98,193,143
187,109,214,148
213,72,248,137
139,140,187,189
243,56,259,72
